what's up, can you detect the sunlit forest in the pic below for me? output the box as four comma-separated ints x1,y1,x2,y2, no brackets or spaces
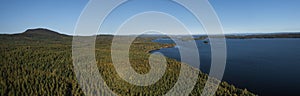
0,29,255,95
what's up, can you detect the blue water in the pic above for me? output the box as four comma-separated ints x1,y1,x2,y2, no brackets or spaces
152,38,300,96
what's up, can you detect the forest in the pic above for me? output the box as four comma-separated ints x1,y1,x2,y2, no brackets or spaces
0,29,255,96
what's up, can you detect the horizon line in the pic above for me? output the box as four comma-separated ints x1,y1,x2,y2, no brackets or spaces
0,28,300,36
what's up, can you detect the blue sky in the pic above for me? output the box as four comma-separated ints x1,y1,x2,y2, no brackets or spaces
0,0,300,35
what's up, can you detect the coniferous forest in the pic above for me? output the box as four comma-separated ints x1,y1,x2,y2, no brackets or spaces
0,29,255,96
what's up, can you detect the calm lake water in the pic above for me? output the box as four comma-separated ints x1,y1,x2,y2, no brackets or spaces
152,38,300,96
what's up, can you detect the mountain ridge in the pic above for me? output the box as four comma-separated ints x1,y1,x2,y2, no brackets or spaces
0,28,71,45
20,28,69,37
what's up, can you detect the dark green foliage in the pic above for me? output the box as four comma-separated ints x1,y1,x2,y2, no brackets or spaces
0,29,255,96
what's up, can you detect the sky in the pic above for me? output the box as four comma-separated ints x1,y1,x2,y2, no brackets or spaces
0,0,300,35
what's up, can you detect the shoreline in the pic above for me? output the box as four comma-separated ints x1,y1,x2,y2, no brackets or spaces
147,43,175,53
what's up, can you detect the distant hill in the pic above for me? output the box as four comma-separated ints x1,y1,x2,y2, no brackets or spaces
0,28,71,45
20,28,69,37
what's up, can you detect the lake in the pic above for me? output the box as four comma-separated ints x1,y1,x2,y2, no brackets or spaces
152,38,300,96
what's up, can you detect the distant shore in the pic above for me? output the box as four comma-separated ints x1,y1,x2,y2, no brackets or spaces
193,32,300,40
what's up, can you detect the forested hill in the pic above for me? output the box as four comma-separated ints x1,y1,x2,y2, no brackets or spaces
0,28,71,45
21,28,69,38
